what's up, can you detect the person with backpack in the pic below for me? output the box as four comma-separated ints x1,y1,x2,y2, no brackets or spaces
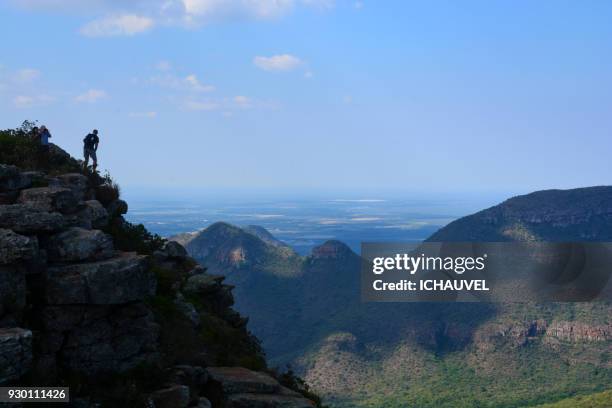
83,129,100,172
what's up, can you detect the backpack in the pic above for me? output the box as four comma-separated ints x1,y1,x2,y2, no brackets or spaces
83,134,97,149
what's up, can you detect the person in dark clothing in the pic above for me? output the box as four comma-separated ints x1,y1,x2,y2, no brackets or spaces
36,126,52,169
83,129,100,172
38,125,52,152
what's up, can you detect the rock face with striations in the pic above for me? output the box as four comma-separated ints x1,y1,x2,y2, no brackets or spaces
0,149,316,407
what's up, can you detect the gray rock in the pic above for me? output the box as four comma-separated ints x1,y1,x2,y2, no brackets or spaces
188,265,206,276
0,204,65,233
163,241,188,259
169,365,208,390
63,200,108,229
0,267,26,319
107,199,128,217
225,393,315,408
0,165,32,192
183,274,225,295
48,173,90,201
0,229,38,265
206,367,280,395
0,328,32,384
174,293,200,326
18,187,79,214
40,303,159,375
47,227,114,262
196,397,212,408
83,200,109,229
150,385,190,408
46,252,155,305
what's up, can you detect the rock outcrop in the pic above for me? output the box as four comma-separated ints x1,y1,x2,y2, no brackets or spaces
0,157,316,407
206,367,315,408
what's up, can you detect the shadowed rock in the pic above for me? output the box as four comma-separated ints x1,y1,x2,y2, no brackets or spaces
0,266,26,320
45,252,155,305
0,204,65,233
18,187,79,214
48,173,90,201
225,393,315,408
206,367,281,395
0,165,33,192
40,303,159,375
0,229,38,265
47,227,114,263
0,327,32,384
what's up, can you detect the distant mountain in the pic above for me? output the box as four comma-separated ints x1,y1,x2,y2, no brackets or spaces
172,187,612,408
428,186,612,242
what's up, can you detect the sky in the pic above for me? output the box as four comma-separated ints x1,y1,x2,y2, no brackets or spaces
0,0,611,196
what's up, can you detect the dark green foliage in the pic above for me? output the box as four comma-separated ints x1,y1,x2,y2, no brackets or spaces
104,218,165,255
275,367,328,408
0,120,81,174
94,171,121,206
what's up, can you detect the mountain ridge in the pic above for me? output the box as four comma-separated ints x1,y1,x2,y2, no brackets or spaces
175,186,612,407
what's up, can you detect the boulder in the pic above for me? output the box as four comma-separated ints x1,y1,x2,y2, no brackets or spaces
0,267,26,319
0,204,65,233
63,200,109,230
18,187,79,214
168,365,208,395
47,227,114,262
0,165,32,192
206,367,281,395
225,394,315,408
163,241,188,259
0,229,38,264
83,200,109,229
196,398,212,408
149,385,190,408
107,199,128,217
45,252,155,304
48,173,90,201
40,303,159,375
0,328,32,384
184,274,225,295
174,293,201,327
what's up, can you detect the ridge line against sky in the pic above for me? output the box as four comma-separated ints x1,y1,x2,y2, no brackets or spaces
0,1,611,193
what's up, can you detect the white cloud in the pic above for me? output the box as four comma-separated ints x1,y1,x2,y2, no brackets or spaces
353,1,364,9
80,14,154,37
233,95,251,107
182,95,272,112
185,74,215,92
75,89,107,103
183,99,220,111
150,73,215,92
10,1,334,35
129,111,158,118
14,68,41,82
253,54,302,72
304,71,313,79
13,94,55,109
155,60,172,71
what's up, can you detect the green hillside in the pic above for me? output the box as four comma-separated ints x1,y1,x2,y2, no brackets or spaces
532,389,612,408
175,188,612,408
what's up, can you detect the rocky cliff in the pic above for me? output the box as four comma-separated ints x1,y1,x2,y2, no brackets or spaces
0,127,318,408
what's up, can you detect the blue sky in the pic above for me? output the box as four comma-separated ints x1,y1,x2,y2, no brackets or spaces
0,0,611,195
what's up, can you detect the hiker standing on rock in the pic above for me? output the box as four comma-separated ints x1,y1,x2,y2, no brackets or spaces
38,125,52,152
36,125,52,169
83,129,100,172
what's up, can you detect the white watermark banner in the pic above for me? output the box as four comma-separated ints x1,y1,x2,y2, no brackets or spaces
361,242,612,302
